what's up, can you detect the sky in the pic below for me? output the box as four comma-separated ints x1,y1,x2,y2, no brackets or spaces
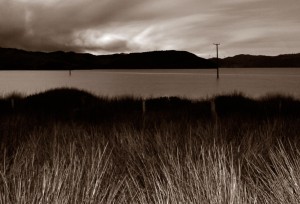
1,0,300,58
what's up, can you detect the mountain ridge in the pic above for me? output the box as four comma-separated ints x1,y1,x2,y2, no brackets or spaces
218,53,300,68
1,47,300,69
0,48,216,70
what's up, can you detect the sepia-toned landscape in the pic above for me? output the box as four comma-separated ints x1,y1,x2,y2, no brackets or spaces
1,0,300,203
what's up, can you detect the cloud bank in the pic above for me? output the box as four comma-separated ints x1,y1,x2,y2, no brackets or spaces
1,0,300,57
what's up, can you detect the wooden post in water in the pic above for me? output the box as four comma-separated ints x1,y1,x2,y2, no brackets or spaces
213,43,220,79
69,70,72,76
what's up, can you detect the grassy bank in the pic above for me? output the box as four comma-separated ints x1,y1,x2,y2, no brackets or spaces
1,88,300,203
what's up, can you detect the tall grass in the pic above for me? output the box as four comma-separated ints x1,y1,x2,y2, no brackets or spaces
0,89,300,203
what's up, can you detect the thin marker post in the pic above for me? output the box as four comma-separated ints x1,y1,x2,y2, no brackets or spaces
213,43,220,79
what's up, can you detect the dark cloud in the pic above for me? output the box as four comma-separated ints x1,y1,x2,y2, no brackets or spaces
0,1,27,47
0,0,299,56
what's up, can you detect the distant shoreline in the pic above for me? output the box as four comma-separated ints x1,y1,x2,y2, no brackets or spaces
1,47,300,70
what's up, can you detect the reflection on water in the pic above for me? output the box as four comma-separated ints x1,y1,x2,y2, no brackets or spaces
0,68,300,99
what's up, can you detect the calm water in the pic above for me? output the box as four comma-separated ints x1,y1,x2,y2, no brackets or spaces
1,68,300,99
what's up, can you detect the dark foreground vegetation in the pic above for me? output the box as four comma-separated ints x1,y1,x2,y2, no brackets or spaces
1,88,300,203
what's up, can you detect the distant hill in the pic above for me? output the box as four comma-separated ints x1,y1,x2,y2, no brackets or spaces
219,53,300,68
0,48,216,70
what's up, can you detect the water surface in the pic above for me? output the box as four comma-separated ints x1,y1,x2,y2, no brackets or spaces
1,68,299,99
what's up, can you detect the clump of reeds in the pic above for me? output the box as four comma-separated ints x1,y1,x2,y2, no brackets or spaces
0,88,300,203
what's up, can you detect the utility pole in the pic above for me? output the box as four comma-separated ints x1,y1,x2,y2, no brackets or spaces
213,43,220,79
